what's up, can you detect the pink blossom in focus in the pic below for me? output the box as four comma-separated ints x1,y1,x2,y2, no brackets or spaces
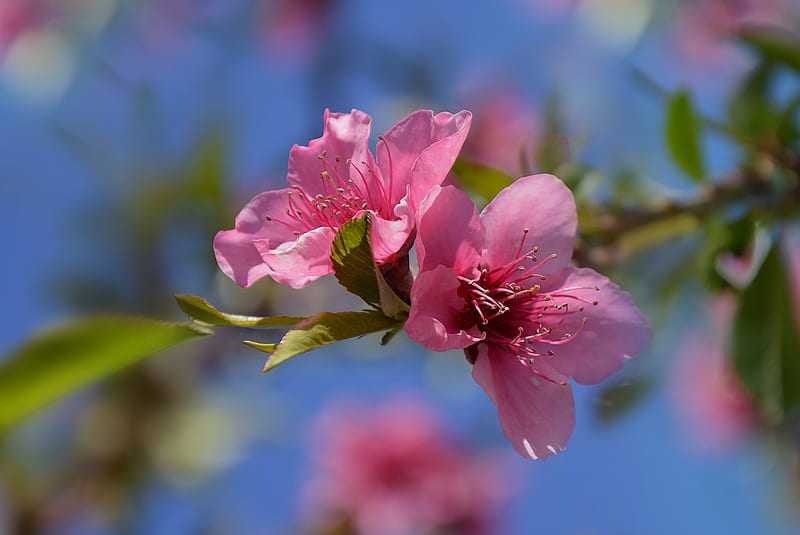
673,294,757,453
304,398,513,535
214,108,471,288
405,176,651,460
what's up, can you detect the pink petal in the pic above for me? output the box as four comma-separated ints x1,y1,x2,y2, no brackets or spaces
287,109,379,197
255,226,337,289
213,189,295,287
415,186,484,275
543,267,651,385
406,265,485,351
370,198,415,264
376,110,472,208
480,174,576,275
472,344,575,460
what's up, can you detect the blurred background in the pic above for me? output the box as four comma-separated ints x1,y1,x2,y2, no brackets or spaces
2,0,800,533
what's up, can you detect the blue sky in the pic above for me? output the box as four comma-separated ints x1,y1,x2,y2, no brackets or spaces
2,1,800,533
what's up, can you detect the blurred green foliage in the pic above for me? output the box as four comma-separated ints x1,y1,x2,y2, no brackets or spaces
0,318,209,434
733,245,800,426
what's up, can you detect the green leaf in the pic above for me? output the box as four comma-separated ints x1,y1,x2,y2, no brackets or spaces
733,245,800,425
246,310,403,372
331,215,382,307
594,377,653,425
665,91,706,181
738,27,800,74
450,158,514,204
0,317,210,433
175,294,304,327
728,61,779,139
330,216,411,319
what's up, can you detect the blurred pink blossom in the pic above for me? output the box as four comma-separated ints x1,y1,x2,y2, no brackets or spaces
0,0,51,57
304,398,513,535
674,231,800,453
215,108,471,288
405,176,651,460
673,294,757,453
672,0,792,69
459,88,541,177
260,0,335,64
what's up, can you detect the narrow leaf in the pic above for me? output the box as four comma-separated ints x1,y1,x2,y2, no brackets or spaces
0,317,209,433
666,91,706,181
248,310,403,372
175,294,304,327
330,216,381,307
450,158,515,203
732,245,800,425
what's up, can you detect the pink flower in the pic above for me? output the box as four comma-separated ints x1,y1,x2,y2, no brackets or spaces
405,175,651,460
214,109,472,288
673,294,756,453
303,397,513,535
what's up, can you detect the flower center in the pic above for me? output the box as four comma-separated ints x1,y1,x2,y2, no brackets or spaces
458,228,599,383
266,140,397,235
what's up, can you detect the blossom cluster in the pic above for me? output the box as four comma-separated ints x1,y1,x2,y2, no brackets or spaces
303,398,512,535
214,109,651,460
